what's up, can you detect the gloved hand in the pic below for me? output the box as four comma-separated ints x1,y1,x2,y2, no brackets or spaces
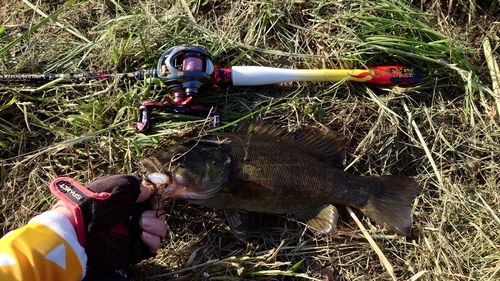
49,175,158,272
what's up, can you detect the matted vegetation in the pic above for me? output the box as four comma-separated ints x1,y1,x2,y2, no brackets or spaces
1,0,499,280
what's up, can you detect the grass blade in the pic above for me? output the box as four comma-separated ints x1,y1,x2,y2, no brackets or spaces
0,0,76,57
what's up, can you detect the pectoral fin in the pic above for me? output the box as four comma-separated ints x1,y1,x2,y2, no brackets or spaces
298,204,339,235
224,209,248,235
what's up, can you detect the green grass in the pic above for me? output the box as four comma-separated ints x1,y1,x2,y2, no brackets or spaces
1,0,500,280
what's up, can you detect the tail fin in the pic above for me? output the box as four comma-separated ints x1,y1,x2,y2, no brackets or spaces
360,175,419,236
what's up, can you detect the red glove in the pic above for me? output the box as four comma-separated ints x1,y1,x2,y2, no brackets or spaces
50,175,155,272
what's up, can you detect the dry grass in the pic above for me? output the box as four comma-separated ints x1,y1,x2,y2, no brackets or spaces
1,0,500,280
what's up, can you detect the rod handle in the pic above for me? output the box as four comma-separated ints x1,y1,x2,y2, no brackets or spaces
229,66,422,86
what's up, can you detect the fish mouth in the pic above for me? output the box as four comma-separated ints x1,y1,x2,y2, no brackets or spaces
139,157,172,199
143,172,221,201
141,171,222,201
141,172,170,199
138,156,224,201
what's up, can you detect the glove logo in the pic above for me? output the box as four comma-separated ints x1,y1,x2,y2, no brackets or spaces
56,181,86,203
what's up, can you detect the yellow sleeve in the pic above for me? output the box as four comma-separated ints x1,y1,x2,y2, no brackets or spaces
0,211,87,281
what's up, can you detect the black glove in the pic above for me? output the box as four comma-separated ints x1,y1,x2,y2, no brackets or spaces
50,175,155,272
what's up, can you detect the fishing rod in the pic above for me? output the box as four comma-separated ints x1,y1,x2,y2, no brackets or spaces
0,45,423,132
0,70,158,82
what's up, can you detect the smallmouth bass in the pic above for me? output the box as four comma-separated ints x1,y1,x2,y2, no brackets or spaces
140,122,419,236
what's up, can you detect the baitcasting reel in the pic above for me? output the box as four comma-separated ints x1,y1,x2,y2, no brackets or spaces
136,46,220,132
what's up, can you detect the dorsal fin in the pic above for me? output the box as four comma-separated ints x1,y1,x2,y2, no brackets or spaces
284,126,346,167
230,121,346,167
233,121,287,136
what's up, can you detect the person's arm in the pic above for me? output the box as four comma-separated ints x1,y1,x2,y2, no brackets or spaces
0,210,87,281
